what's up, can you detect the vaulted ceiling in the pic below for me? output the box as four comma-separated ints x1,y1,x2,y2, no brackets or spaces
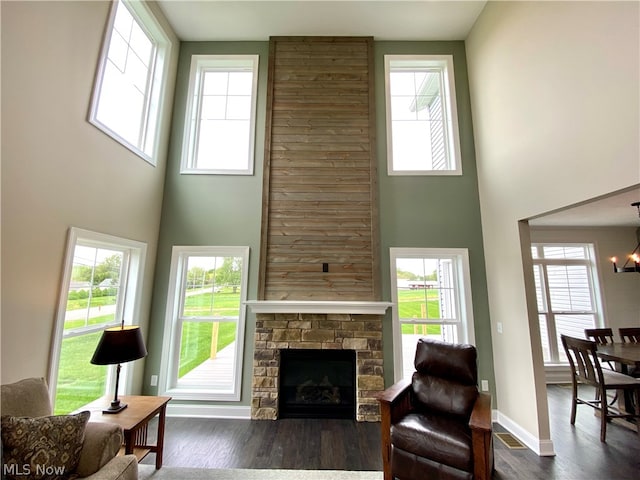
156,0,639,229
156,0,487,41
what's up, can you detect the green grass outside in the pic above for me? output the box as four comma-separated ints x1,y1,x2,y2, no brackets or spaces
54,332,108,414
66,295,116,311
178,321,236,377
183,290,241,317
178,290,240,376
54,291,240,413
55,288,441,414
397,289,442,336
397,288,441,318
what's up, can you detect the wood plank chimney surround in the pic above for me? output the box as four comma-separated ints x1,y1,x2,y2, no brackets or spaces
252,37,387,421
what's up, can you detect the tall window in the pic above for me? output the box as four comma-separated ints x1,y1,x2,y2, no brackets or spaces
390,248,475,381
49,228,146,414
89,0,172,165
159,246,249,400
181,55,259,175
532,244,603,364
384,55,461,175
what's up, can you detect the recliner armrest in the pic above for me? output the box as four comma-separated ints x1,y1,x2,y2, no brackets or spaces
377,378,411,404
377,378,412,480
469,392,492,432
377,378,412,423
469,392,494,480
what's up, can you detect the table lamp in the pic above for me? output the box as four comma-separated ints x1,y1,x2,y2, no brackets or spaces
90,324,148,414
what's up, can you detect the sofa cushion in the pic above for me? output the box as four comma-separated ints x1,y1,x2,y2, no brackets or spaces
0,378,52,417
391,412,473,473
75,422,124,478
1,411,90,480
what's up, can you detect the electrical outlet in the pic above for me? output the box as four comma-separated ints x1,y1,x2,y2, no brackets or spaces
481,380,489,392
496,322,503,334
150,375,158,387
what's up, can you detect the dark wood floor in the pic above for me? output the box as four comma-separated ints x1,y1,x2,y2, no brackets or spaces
141,385,640,478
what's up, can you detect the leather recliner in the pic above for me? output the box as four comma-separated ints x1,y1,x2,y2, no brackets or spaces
378,338,493,480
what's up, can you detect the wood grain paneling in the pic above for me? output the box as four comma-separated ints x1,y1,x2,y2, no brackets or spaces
259,37,379,301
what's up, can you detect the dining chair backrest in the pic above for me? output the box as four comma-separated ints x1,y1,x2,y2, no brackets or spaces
619,327,640,344
562,335,604,388
585,328,614,345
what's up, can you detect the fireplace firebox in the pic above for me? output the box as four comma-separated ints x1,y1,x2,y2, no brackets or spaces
279,349,356,419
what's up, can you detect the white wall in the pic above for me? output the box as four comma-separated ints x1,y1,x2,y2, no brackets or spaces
0,1,178,385
466,1,640,454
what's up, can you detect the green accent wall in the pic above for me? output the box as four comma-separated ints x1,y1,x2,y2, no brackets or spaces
144,40,495,404
375,42,494,392
144,42,269,401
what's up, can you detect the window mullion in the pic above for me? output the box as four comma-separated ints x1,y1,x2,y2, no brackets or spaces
541,265,561,362
138,45,157,150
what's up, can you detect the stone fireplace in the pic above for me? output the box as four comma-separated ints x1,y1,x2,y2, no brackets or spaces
248,301,391,422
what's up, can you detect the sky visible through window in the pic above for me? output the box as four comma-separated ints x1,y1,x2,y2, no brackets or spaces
96,0,154,149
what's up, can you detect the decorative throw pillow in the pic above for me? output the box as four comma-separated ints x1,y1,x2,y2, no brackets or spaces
1,411,90,480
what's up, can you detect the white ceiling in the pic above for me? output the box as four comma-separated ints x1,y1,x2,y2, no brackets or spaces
156,0,487,41
528,188,640,228
156,1,639,229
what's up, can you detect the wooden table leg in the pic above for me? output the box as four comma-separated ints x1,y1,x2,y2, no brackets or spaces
155,404,167,469
124,430,135,455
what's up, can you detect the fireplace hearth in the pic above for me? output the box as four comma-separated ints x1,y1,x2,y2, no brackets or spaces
279,349,356,419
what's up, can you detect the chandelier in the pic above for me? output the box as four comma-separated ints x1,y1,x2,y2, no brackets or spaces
611,201,640,273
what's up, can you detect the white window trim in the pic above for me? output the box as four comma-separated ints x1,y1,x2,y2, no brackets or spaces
48,227,147,408
180,55,259,175
88,0,172,166
384,54,462,176
159,246,250,401
389,247,475,382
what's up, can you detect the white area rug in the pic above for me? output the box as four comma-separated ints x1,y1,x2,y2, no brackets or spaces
138,465,383,480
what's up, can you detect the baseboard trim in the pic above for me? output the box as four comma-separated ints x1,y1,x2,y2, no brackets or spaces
167,403,251,419
544,364,572,384
495,410,556,457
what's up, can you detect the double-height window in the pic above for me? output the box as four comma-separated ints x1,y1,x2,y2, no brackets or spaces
389,248,475,381
532,243,603,364
181,55,259,175
384,55,461,175
89,0,172,165
159,246,249,400
49,228,146,414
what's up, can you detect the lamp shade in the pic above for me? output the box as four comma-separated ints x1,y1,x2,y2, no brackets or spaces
90,325,147,365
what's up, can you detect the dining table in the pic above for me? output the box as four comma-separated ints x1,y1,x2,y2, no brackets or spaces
597,343,640,375
597,342,640,416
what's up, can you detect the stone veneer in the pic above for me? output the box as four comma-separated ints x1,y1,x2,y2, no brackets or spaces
252,312,384,422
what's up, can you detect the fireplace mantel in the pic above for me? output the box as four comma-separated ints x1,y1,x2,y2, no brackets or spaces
244,300,393,315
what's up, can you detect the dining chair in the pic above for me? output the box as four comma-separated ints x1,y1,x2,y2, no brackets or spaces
585,328,615,345
585,328,617,372
561,334,640,442
619,327,640,344
584,328,618,408
619,328,640,379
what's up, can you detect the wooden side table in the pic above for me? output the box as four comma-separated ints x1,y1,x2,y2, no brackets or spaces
82,395,171,469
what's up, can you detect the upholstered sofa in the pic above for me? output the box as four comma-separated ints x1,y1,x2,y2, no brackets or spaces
1,377,137,480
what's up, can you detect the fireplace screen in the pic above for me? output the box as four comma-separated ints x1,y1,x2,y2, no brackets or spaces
279,349,356,419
